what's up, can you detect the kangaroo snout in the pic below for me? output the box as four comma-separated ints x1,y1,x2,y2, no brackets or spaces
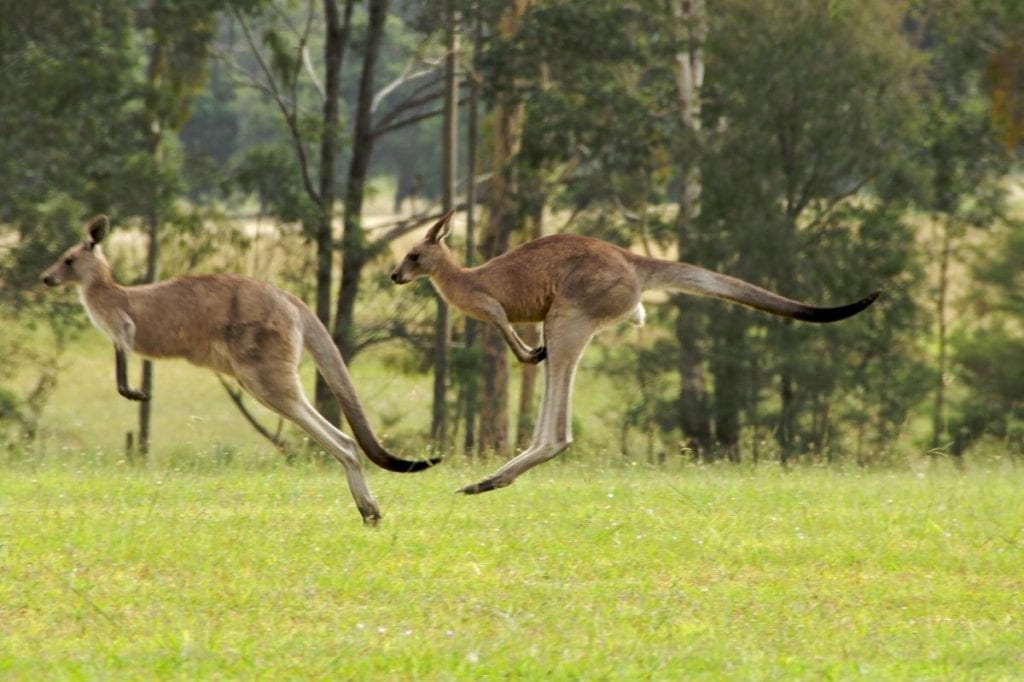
389,268,406,284
42,274,58,287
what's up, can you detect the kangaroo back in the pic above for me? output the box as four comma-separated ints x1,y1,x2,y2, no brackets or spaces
637,257,879,323
297,303,440,472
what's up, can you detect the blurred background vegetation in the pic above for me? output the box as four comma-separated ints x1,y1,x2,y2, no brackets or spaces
1,0,1022,467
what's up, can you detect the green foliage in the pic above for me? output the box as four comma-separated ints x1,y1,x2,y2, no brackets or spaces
0,2,141,222
233,144,312,222
950,219,1024,452
954,328,1024,451
482,0,676,218
179,63,241,201
1,0,1022,462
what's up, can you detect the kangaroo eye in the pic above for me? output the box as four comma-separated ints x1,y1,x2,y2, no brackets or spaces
64,257,73,266
408,253,419,263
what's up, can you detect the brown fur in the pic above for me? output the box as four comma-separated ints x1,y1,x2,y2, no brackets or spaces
43,215,438,525
391,212,879,494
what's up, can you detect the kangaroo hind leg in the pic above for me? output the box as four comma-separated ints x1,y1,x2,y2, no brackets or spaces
237,365,382,525
460,315,595,494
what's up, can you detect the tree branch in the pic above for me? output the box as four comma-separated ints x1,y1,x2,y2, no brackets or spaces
372,80,447,133
372,56,445,113
297,0,324,105
216,374,292,461
372,93,470,139
231,5,322,207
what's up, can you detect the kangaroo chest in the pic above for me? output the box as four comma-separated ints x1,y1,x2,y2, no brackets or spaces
79,286,128,345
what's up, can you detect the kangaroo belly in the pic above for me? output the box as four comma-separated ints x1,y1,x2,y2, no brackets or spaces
504,297,551,323
131,319,203,359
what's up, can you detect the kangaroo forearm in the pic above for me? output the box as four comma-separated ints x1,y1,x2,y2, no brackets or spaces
493,322,546,364
115,347,149,401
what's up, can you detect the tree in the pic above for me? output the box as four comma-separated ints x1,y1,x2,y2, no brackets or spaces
952,221,1024,454
232,1,462,426
333,0,391,372
939,0,1024,454
689,0,926,462
458,0,484,456
0,2,158,445
475,0,533,455
430,0,460,446
903,0,1021,452
670,0,713,456
132,0,229,456
232,0,355,424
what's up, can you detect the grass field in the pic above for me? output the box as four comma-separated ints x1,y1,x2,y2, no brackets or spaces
4,241,1023,679
2,458,1022,679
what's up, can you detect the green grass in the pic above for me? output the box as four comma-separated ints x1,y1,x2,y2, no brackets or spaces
4,268,1023,678
2,459,1022,679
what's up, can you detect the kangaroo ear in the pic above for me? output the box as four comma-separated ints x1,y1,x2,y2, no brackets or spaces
84,214,109,250
425,210,454,244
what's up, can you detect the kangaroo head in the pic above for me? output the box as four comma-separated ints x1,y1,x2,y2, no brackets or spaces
41,215,112,287
390,211,455,285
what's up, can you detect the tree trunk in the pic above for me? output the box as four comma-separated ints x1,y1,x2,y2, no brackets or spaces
515,205,544,449
138,22,165,460
778,366,796,467
478,328,510,455
332,0,389,371
138,208,159,458
675,308,711,457
709,312,745,462
671,0,711,458
515,321,540,449
431,0,459,447
476,0,530,456
931,217,952,451
313,0,354,422
460,2,483,457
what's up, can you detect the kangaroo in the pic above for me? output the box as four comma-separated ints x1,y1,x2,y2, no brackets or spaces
391,212,879,495
42,215,439,525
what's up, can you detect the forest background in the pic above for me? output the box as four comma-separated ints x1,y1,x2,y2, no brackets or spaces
1,0,1023,469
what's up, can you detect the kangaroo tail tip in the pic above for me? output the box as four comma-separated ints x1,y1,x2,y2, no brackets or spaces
399,455,443,473
373,450,442,473
795,289,881,323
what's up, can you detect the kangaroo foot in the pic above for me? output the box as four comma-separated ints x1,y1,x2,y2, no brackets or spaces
459,475,512,495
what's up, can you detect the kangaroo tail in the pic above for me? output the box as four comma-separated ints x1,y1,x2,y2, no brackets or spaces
297,303,440,473
638,258,879,323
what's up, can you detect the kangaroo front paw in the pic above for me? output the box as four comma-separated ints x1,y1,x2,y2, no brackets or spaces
524,346,547,364
120,388,150,402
